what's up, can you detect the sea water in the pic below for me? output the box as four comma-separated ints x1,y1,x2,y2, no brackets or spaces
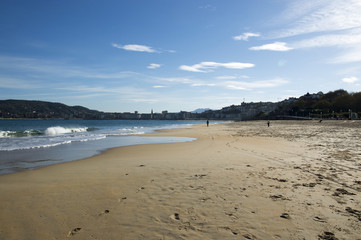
0,119,204,175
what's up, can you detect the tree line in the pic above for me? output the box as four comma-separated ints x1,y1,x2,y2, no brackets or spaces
271,90,361,119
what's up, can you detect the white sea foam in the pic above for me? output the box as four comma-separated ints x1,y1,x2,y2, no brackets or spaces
0,134,106,151
45,126,88,135
0,131,15,138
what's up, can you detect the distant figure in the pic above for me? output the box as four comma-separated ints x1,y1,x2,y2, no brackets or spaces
267,120,270,127
319,119,322,123
206,120,209,127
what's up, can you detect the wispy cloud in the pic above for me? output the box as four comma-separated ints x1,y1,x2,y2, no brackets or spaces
264,0,361,63
112,43,157,53
216,75,249,80
157,77,194,84
342,76,359,83
330,45,361,64
179,61,255,73
224,78,288,90
57,84,156,101
156,76,216,88
191,83,216,87
0,55,140,79
250,42,292,51
199,4,216,11
275,0,361,38
0,77,41,89
147,63,161,69
233,32,260,41
292,30,361,48
156,75,287,91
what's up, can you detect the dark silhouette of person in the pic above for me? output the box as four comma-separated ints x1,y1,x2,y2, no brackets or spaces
207,120,209,127
267,120,270,127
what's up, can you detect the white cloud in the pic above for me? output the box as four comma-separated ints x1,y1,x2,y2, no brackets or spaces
288,29,361,63
250,42,292,51
342,76,359,83
179,61,255,73
58,85,156,102
153,85,166,88
290,29,361,49
0,77,40,89
156,76,216,88
263,0,361,63
329,45,361,64
147,63,161,69
191,83,216,87
224,78,288,90
233,32,260,41
0,55,141,79
216,75,249,80
112,43,157,53
179,65,204,73
199,4,216,11
275,0,361,38
157,77,194,84
216,75,237,80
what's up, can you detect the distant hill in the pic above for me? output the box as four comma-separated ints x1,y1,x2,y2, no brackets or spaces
269,89,361,119
1,89,360,120
0,100,100,119
191,108,212,113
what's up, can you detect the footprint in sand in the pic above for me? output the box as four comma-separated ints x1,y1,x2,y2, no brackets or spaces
269,194,288,201
318,231,338,240
136,187,145,192
345,207,361,221
225,168,234,171
170,213,180,221
67,228,82,237
272,178,287,183
194,174,207,179
98,209,110,216
313,216,327,223
332,188,356,196
280,213,290,219
302,182,317,187
243,233,257,239
217,227,238,236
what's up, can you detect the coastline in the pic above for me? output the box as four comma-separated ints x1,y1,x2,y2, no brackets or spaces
0,119,205,175
0,121,360,239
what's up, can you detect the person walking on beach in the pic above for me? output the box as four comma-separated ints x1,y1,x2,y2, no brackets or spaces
207,120,209,127
267,120,270,127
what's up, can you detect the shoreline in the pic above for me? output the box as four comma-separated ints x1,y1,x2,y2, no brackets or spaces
0,120,207,175
0,135,197,176
1,121,360,239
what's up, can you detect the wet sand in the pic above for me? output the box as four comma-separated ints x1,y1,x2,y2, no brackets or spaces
0,120,360,239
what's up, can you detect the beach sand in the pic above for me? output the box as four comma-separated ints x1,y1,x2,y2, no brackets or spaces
0,121,360,240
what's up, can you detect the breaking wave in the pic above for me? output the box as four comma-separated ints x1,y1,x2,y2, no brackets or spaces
45,126,89,135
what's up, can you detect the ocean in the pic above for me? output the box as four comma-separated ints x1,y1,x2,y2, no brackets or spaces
0,119,205,175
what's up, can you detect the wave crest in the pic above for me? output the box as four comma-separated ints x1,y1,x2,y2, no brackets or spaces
0,130,42,138
45,126,88,135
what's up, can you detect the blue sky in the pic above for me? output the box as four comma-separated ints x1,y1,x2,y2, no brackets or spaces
1,0,361,113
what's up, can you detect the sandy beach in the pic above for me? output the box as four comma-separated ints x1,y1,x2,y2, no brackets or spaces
0,120,360,240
